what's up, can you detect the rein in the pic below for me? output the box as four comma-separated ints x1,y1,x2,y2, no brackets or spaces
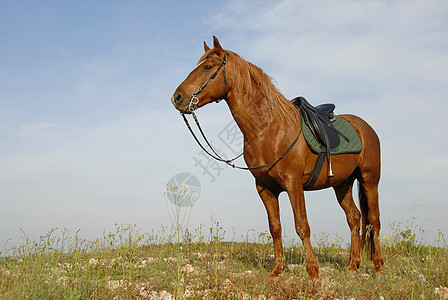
182,53,301,171
181,112,301,171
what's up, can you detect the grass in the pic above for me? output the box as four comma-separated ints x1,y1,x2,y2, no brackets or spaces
0,219,447,299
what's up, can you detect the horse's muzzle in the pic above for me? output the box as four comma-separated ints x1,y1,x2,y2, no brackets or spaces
171,92,191,114
172,92,183,106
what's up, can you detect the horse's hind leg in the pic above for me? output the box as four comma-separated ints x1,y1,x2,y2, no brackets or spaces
353,118,384,273
333,179,361,272
359,179,384,273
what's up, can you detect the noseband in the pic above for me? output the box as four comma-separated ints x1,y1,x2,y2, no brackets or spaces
188,54,227,112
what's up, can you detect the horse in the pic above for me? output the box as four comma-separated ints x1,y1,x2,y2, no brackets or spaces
171,36,384,278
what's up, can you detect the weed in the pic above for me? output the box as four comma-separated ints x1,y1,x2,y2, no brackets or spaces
0,219,446,299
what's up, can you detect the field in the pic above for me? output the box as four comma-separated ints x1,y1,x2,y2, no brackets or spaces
1,219,447,299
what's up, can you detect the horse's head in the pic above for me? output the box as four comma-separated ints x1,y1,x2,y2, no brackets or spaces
171,36,228,114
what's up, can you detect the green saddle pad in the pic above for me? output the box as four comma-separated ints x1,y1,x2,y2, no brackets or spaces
301,117,362,155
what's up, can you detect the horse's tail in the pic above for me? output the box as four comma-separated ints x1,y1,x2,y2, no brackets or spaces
358,181,374,260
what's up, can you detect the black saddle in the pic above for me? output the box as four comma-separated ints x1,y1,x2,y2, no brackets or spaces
292,96,346,149
291,96,350,189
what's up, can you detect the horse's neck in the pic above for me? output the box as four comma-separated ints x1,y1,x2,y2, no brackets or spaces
226,83,286,141
224,56,300,143
224,95,258,141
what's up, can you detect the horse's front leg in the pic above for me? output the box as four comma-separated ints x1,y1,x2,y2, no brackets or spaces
256,182,284,276
286,180,320,278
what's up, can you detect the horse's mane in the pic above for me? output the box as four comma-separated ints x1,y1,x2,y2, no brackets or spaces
226,51,298,120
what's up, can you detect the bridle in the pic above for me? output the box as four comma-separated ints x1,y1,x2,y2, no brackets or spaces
181,53,301,171
187,54,227,113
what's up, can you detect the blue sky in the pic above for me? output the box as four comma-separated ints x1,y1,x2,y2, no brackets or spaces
1,0,448,250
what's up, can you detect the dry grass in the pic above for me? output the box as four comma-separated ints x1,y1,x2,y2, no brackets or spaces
0,220,447,299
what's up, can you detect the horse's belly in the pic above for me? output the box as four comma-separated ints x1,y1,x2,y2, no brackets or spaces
305,154,360,190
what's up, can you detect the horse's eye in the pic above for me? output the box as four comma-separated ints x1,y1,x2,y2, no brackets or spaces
203,65,212,71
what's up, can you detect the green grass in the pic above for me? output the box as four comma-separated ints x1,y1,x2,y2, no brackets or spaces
1,220,447,299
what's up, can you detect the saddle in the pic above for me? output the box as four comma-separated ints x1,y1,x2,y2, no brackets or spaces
291,96,350,190
292,97,343,149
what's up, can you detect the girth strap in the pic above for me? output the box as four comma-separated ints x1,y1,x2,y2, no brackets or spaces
303,151,326,190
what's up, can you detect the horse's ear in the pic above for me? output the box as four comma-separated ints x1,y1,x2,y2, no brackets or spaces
204,41,210,52
213,36,223,55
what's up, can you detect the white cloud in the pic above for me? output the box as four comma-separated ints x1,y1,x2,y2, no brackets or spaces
1,122,60,141
212,0,448,96
409,201,436,209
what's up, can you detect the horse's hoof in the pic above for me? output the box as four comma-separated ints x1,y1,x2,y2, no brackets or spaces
306,266,320,279
374,265,385,274
270,268,281,277
347,261,360,272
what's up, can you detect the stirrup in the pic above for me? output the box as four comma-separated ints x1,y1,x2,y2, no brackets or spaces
328,157,334,177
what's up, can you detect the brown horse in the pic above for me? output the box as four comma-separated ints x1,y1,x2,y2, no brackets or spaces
171,36,384,278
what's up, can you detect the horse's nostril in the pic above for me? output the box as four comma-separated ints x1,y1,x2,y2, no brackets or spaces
174,93,183,105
